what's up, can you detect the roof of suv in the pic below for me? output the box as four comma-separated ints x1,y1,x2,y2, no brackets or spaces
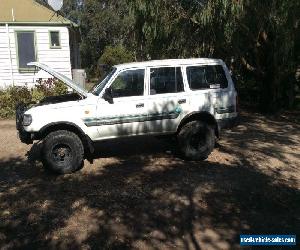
115,58,223,70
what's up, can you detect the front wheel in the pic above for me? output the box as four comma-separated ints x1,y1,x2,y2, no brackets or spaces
178,121,215,160
42,130,84,174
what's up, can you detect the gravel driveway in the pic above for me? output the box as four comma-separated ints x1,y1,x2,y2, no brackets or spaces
0,111,299,249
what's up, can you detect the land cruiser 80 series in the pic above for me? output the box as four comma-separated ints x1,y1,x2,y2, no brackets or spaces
16,58,237,174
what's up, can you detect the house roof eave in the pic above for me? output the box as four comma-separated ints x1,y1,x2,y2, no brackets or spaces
0,21,78,27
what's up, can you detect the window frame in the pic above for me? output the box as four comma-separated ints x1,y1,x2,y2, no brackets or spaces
147,66,186,96
15,30,37,72
49,30,61,49
105,67,147,100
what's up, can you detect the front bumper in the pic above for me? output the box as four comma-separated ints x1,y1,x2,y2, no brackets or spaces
16,103,33,144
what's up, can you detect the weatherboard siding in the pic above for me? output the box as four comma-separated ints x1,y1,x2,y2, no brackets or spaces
0,25,72,88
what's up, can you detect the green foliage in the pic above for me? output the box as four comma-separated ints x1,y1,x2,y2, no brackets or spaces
0,86,31,118
35,78,68,97
31,88,46,104
0,90,14,118
0,79,68,119
61,0,299,112
99,45,134,68
228,0,299,111
53,80,69,95
77,0,135,76
128,0,243,59
128,0,299,112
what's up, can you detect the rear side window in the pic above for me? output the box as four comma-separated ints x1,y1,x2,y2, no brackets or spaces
150,67,184,95
186,65,228,90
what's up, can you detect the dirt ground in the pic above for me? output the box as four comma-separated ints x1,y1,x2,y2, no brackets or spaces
0,111,299,249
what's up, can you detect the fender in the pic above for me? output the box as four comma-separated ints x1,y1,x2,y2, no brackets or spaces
38,122,95,156
177,111,219,138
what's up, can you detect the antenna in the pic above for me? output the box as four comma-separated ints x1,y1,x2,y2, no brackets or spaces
11,8,15,21
47,0,63,12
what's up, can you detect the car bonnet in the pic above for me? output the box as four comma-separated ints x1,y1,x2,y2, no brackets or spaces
27,62,88,98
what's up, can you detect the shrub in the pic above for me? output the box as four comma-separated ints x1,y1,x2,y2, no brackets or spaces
35,78,68,97
0,78,68,119
0,90,14,118
53,80,68,95
0,86,32,118
99,45,134,68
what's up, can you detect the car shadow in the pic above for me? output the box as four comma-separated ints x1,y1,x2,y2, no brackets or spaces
0,111,299,249
26,134,179,162
0,154,299,249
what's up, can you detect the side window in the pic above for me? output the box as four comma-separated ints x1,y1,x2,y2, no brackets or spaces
49,31,61,48
110,69,144,98
215,65,228,88
150,67,184,95
186,66,208,90
186,65,228,90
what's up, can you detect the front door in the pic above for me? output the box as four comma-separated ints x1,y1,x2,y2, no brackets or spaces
95,68,148,139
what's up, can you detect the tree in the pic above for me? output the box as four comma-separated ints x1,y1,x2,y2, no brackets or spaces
99,45,134,67
230,0,299,110
42,0,299,111
77,0,135,76
129,0,299,111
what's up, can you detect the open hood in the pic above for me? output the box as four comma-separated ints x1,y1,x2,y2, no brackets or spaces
28,62,88,98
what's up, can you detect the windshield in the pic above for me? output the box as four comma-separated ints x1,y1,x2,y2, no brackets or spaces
91,67,117,96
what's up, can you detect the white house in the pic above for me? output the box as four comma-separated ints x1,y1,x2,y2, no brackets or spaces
0,0,80,88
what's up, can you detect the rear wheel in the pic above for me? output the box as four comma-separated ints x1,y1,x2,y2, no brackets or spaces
42,130,84,174
178,121,215,160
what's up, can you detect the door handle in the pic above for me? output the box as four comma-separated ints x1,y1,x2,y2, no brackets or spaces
178,99,186,104
136,103,144,108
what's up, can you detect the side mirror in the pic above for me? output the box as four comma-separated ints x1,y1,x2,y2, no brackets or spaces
103,87,114,104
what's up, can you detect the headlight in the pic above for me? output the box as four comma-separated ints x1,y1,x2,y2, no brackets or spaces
22,114,32,126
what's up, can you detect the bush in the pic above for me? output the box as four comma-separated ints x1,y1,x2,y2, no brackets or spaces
0,86,32,118
0,90,14,118
99,45,134,68
35,78,68,97
0,78,68,119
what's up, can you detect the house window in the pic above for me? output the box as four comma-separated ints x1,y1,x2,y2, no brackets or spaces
16,31,36,71
49,31,61,48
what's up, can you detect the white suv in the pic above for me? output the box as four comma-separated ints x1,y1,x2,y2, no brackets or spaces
16,58,237,174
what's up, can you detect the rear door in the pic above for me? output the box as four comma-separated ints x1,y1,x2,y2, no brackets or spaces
185,64,236,118
145,66,189,133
